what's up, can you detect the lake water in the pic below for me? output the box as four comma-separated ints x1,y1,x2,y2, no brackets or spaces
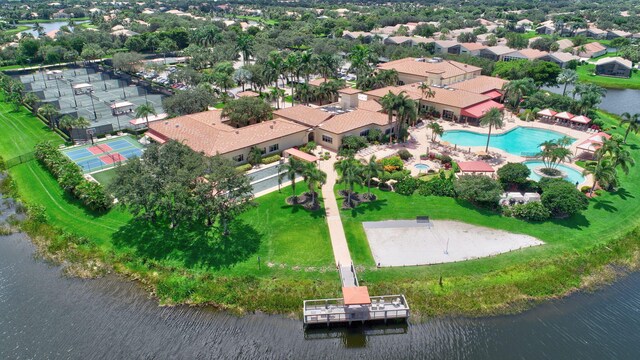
543,84,640,115
2,231,640,359
20,21,88,38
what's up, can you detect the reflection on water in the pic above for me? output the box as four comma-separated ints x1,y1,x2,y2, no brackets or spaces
1,232,640,359
543,84,640,115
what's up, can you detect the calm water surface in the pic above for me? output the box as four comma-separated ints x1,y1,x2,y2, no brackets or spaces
2,233,640,359
543,84,640,115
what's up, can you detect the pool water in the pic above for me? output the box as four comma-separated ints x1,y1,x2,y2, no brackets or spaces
415,164,430,171
441,127,575,156
523,160,586,185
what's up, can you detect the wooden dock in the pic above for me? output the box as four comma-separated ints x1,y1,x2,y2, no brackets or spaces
303,294,410,326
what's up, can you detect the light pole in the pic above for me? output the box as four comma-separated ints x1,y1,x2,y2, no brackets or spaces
54,76,61,97
112,100,121,131
88,90,97,120
69,81,78,108
40,66,47,89
122,82,127,99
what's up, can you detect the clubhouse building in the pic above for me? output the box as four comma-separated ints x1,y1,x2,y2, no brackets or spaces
148,58,508,164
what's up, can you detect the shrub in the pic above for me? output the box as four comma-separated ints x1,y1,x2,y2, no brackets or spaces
34,141,111,212
235,163,252,173
396,149,413,161
299,141,317,154
395,176,419,195
540,180,589,218
580,185,591,193
378,156,404,172
261,154,281,164
497,163,531,188
510,201,550,221
454,175,503,208
417,171,456,197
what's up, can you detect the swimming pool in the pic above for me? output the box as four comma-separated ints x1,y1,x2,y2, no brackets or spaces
441,127,575,156
523,160,586,185
415,164,430,171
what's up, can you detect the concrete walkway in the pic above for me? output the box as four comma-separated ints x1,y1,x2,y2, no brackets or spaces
318,151,353,267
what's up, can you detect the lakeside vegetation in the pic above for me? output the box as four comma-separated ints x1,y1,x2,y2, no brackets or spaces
577,64,640,90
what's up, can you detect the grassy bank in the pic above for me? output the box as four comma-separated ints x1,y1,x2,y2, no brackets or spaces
577,64,640,89
1,25,30,36
17,17,89,24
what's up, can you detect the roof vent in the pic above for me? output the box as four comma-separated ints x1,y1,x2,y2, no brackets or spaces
235,130,239,134
175,124,180,128
270,125,274,129
164,121,168,125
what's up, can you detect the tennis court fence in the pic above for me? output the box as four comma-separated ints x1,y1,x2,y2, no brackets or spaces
3,152,35,169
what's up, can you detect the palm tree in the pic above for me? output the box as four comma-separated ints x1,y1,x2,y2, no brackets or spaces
247,146,263,167
428,122,443,142
22,92,40,113
299,50,314,84
361,155,381,198
236,34,254,65
316,53,341,81
418,82,436,100
620,112,640,144
556,69,578,96
379,91,400,142
479,107,504,152
59,115,90,144
348,44,375,82
583,159,617,195
279,156,303,203
135,103,156,128
396,94,417,132
264,51,284,105
334,157,362,206
538,138,572,169
33,22,44,37
302,162,327,205
38,104,59,130
284,52,301,106
501,78,536,112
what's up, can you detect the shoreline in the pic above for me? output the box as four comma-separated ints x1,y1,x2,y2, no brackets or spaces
3,166,640,320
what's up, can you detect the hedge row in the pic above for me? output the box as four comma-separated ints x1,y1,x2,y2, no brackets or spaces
34,141,112,212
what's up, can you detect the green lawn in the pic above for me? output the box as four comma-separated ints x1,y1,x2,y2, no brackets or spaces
577,63,640,89
1,25,30,36
0,96,337,312
91,168,118,187
0,96,63,159
234,15,279,25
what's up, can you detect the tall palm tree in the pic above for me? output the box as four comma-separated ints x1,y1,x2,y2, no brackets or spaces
620,112,640,144
315,53,340,81
264,51,284,103
38,104,59,130
299,50,314,84
334,157,362,206
236,34,254,65
22,92,40,113
394,92,417,137
284,52,301,106
379,91,400,142
501,78,536,111
583,159,617,195
479,107,504,152
302,162,327,205
556,69,578,96
348,44,375,82
279,156,302,203
361,155,381,198
33,22,44,37
135,103,156,128
418,82,436,100
428,122,443,142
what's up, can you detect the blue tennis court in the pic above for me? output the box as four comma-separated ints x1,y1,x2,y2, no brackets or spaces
61,135,145,173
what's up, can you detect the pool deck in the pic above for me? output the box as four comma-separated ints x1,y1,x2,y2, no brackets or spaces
357,111,594,186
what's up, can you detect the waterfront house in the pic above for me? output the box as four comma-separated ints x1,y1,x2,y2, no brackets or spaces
595,57,632,78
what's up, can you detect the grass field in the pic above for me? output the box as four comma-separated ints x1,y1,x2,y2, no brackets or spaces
91,168,118,186
1,25,30,36
577,63,640,89
234,15,279,25
17,17,89,24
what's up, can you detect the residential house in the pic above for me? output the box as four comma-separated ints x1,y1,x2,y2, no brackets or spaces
433,40,460,54
595,57,632,78
573,42,607,58
607,30,632,40
377,57,481,86
459,42,487,56
536,24,556,35
540,52,581,68
516,19,534,31
503,48,548,61
575,27,607,39
555,39,574,51
448,75,508,100
479,46,516,61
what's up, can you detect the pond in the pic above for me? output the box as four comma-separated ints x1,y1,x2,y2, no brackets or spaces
543,84,640,115
2,231,640,359
19,21,88,38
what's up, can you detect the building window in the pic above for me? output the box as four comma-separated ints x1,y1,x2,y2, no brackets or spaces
359,129,369,137
322,135,333,144
268,144,279,153
443,110,454,120
233,154,244,162
384,128,395,135
261,148,266,154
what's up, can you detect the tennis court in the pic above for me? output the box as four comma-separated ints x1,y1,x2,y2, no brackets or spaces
62,136,144,173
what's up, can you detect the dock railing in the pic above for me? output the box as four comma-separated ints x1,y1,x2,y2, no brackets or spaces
303,294,409,325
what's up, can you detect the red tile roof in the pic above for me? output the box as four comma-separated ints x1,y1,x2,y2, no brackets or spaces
342,286,371,305
460,100,504,119
274,105,333,127
458,161,495,173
